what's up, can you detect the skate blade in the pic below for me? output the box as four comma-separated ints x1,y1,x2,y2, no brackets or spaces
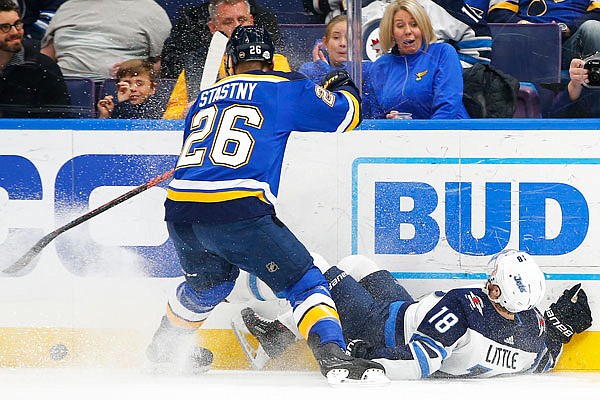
231,314,270,370
326,368,391,387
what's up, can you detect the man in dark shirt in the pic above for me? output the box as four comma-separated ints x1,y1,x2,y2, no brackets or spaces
0,0,70,118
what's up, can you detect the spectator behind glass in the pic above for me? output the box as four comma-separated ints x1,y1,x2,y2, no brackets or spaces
362,0,470,119
12,0,67,45
361,0,492,69
163,0,290,120
488,0,600,70
299,15,348,83
40,0,171,83
160,0,281,80
96,59,167,119
542,57,600,118
0,0,70,118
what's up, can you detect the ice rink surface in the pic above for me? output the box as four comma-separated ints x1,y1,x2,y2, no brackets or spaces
1,368,599,400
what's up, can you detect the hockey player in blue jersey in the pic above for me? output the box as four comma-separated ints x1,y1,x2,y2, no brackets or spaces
145,24,388,386
238,250,593,379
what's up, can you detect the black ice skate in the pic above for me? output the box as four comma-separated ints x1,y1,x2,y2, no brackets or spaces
241,307,298,358
145,315,213,375
307,333,390,387
231,307,298,369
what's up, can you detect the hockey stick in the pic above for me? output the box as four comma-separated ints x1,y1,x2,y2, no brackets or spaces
3,169,175,275
200,30,228,91
181,30,228,118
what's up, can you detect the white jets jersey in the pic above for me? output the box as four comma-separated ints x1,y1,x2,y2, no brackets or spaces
373,287,553,379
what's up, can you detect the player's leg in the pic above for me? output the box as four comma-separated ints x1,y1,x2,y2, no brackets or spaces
225,215,388,385
233,252,330,362
146,222,238,373
337,254,414,303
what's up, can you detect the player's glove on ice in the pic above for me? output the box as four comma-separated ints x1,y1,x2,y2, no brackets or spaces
346,339,373,359
320,69,358,93
544,283,592,344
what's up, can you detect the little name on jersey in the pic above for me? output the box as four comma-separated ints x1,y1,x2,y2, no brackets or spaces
198,82,258,108
485,344,519,370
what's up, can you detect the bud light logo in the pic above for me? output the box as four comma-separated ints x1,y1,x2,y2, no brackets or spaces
352,157,593,256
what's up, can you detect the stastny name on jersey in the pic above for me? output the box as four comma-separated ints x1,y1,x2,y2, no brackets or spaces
198,82,258,108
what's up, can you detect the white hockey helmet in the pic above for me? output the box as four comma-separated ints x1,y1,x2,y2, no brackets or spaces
484,249,546,313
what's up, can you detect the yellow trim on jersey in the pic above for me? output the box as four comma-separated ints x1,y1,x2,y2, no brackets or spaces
588,1,600,11
167,188,270,204
488,1,519,13
297,304,341,339
341,89,361,131
166,304,207,330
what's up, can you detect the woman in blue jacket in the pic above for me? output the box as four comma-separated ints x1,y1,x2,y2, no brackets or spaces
362,0,470,119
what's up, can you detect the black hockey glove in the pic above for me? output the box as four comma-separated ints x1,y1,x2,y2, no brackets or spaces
346,339,373,359
544,283,592,344
320,69,358,93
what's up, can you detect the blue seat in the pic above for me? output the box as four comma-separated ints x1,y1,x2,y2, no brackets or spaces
64,77,96,118
489,23,562,84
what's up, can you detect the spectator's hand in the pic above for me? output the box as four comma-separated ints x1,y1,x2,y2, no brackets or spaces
569,58,588,88
517,20,532,24
97,95,115,118
312,41,329,64
116,81,132,103
567,58,588,101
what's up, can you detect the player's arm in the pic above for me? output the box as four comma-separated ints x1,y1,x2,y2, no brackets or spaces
534,284,592,372
348,294,468,379
279,69,361,134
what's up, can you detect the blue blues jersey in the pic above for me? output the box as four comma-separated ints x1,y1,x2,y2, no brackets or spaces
488,0,600,26
165,70,360,223
362,42,470,119
371,287,555,379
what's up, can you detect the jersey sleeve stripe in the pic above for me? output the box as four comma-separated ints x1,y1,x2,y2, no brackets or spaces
410,342,432,378
338,90,361,132
384,300,407,347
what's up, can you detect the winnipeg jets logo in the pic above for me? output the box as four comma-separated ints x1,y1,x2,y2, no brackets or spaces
363,21,383,61
466,291,484,315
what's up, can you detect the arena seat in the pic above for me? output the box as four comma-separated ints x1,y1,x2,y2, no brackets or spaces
64,77,96,118
513,83,541,118
489,23,562,84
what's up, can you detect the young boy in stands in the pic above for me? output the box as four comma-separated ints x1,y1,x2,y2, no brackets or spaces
97,58,167,119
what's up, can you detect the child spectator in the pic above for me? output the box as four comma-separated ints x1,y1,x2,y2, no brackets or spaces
362,0,470,119
96,59,166,119
299,15,348,83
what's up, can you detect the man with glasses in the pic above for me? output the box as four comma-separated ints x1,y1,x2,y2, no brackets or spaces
0,0,70,117
488,0,600,70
